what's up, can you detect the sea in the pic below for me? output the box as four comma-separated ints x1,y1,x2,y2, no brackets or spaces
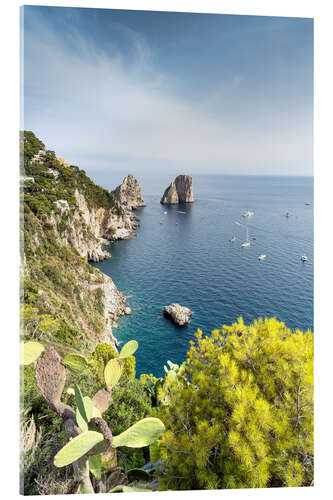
93,175,313,377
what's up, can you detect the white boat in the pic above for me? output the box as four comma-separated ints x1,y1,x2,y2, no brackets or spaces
241,210,254,217
229,235,236,242
258,254,266,261
301,255,308,262
164,211,167,215
241,227,250,247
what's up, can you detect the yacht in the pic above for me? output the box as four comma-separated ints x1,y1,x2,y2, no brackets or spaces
229,235,236,242
241,210,254,217
241,227,250,248
258,254,266,261
301,255,308,262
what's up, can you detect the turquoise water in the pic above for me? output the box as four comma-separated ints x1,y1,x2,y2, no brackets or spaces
93,175,313,377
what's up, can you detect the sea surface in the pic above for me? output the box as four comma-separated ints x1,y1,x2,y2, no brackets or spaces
93,175,313,377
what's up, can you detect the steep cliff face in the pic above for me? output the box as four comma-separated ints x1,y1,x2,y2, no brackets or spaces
112,174,146,210
161,175,194,204
21,131,143,351
50,188,139,262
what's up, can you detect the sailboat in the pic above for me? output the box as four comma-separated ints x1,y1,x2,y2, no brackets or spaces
241,227,250,247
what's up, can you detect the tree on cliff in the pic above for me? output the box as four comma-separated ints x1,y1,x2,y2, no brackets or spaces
155,317,313,490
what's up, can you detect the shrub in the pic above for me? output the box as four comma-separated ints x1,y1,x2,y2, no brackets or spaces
156,317,313,490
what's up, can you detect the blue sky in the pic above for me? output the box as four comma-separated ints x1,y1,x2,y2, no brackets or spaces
22,6,313,177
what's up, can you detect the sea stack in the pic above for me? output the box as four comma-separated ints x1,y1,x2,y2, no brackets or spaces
160,174,194,205
163,303,192,326
112,174,146,210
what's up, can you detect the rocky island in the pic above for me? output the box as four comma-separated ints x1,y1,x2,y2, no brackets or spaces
112,174,146,210
163,303,192,326
160,174,194,204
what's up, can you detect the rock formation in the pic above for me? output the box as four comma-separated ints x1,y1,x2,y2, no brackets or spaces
160,175,194,204
163,303,192,326
112,174,146,210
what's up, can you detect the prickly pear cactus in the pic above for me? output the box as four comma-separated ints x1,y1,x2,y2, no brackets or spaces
35,347,66,410
92,388,113,414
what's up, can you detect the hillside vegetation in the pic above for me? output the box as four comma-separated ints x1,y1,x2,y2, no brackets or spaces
20,132,314,494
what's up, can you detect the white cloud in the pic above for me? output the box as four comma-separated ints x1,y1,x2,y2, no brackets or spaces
23,11,313,176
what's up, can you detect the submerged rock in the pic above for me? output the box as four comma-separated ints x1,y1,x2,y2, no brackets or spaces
112,174,146,210
163,303,192,326
160,175,194,205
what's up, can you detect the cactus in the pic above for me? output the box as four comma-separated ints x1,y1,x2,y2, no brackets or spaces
112,417,165,448
28,341,165,493
104,357,123,388
75,393,93,433
119,340,138,359
127,468,150,482
88,453,102,480
62,353,88,373
109,485,151,493
92,388,112,414
20,340,44,365
54,431,104,467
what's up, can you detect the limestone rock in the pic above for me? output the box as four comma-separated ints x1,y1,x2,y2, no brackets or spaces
160,175,194,204
112,174,146,210
163,303,192,326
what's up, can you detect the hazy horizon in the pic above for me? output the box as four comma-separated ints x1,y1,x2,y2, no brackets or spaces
22,6,313,178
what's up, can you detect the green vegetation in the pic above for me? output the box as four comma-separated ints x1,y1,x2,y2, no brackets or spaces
22,131,122,216
20,131,314,494
155,317,313,490
21,340,164,494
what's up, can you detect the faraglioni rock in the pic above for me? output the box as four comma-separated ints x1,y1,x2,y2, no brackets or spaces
160,175,194,204
112,174,146,210
163,303,192,326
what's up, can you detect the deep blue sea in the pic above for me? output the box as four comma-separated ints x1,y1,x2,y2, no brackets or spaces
93,175,313,377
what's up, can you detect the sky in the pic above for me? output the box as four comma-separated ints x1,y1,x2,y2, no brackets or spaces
22,6,313,179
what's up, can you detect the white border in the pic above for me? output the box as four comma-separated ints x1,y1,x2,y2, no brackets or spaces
1,1,332,499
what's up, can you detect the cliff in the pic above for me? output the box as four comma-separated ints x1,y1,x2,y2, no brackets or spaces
112,174,146,210
160,174,194,204
21,131,141,351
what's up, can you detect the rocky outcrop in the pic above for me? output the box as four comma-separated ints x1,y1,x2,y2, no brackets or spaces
163,303,192,326
48,187,140,263
89,275,127,346
160,175,194,204
112,174,146,210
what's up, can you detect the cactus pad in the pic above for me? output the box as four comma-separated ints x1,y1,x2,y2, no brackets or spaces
20,341,44,365
119,340,138,359
35,347,66,409
112,417,165,448
54,430,104,467
104,358,123,388
62,353,88,373
92,389,113,414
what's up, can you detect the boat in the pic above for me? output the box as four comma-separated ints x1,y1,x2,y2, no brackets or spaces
229,236,236,242
241,227,250,248
241,210,254,217
164,211,167,215
258,254,266,261
285,212,291,217
301,255,308,262
251,237,256,240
